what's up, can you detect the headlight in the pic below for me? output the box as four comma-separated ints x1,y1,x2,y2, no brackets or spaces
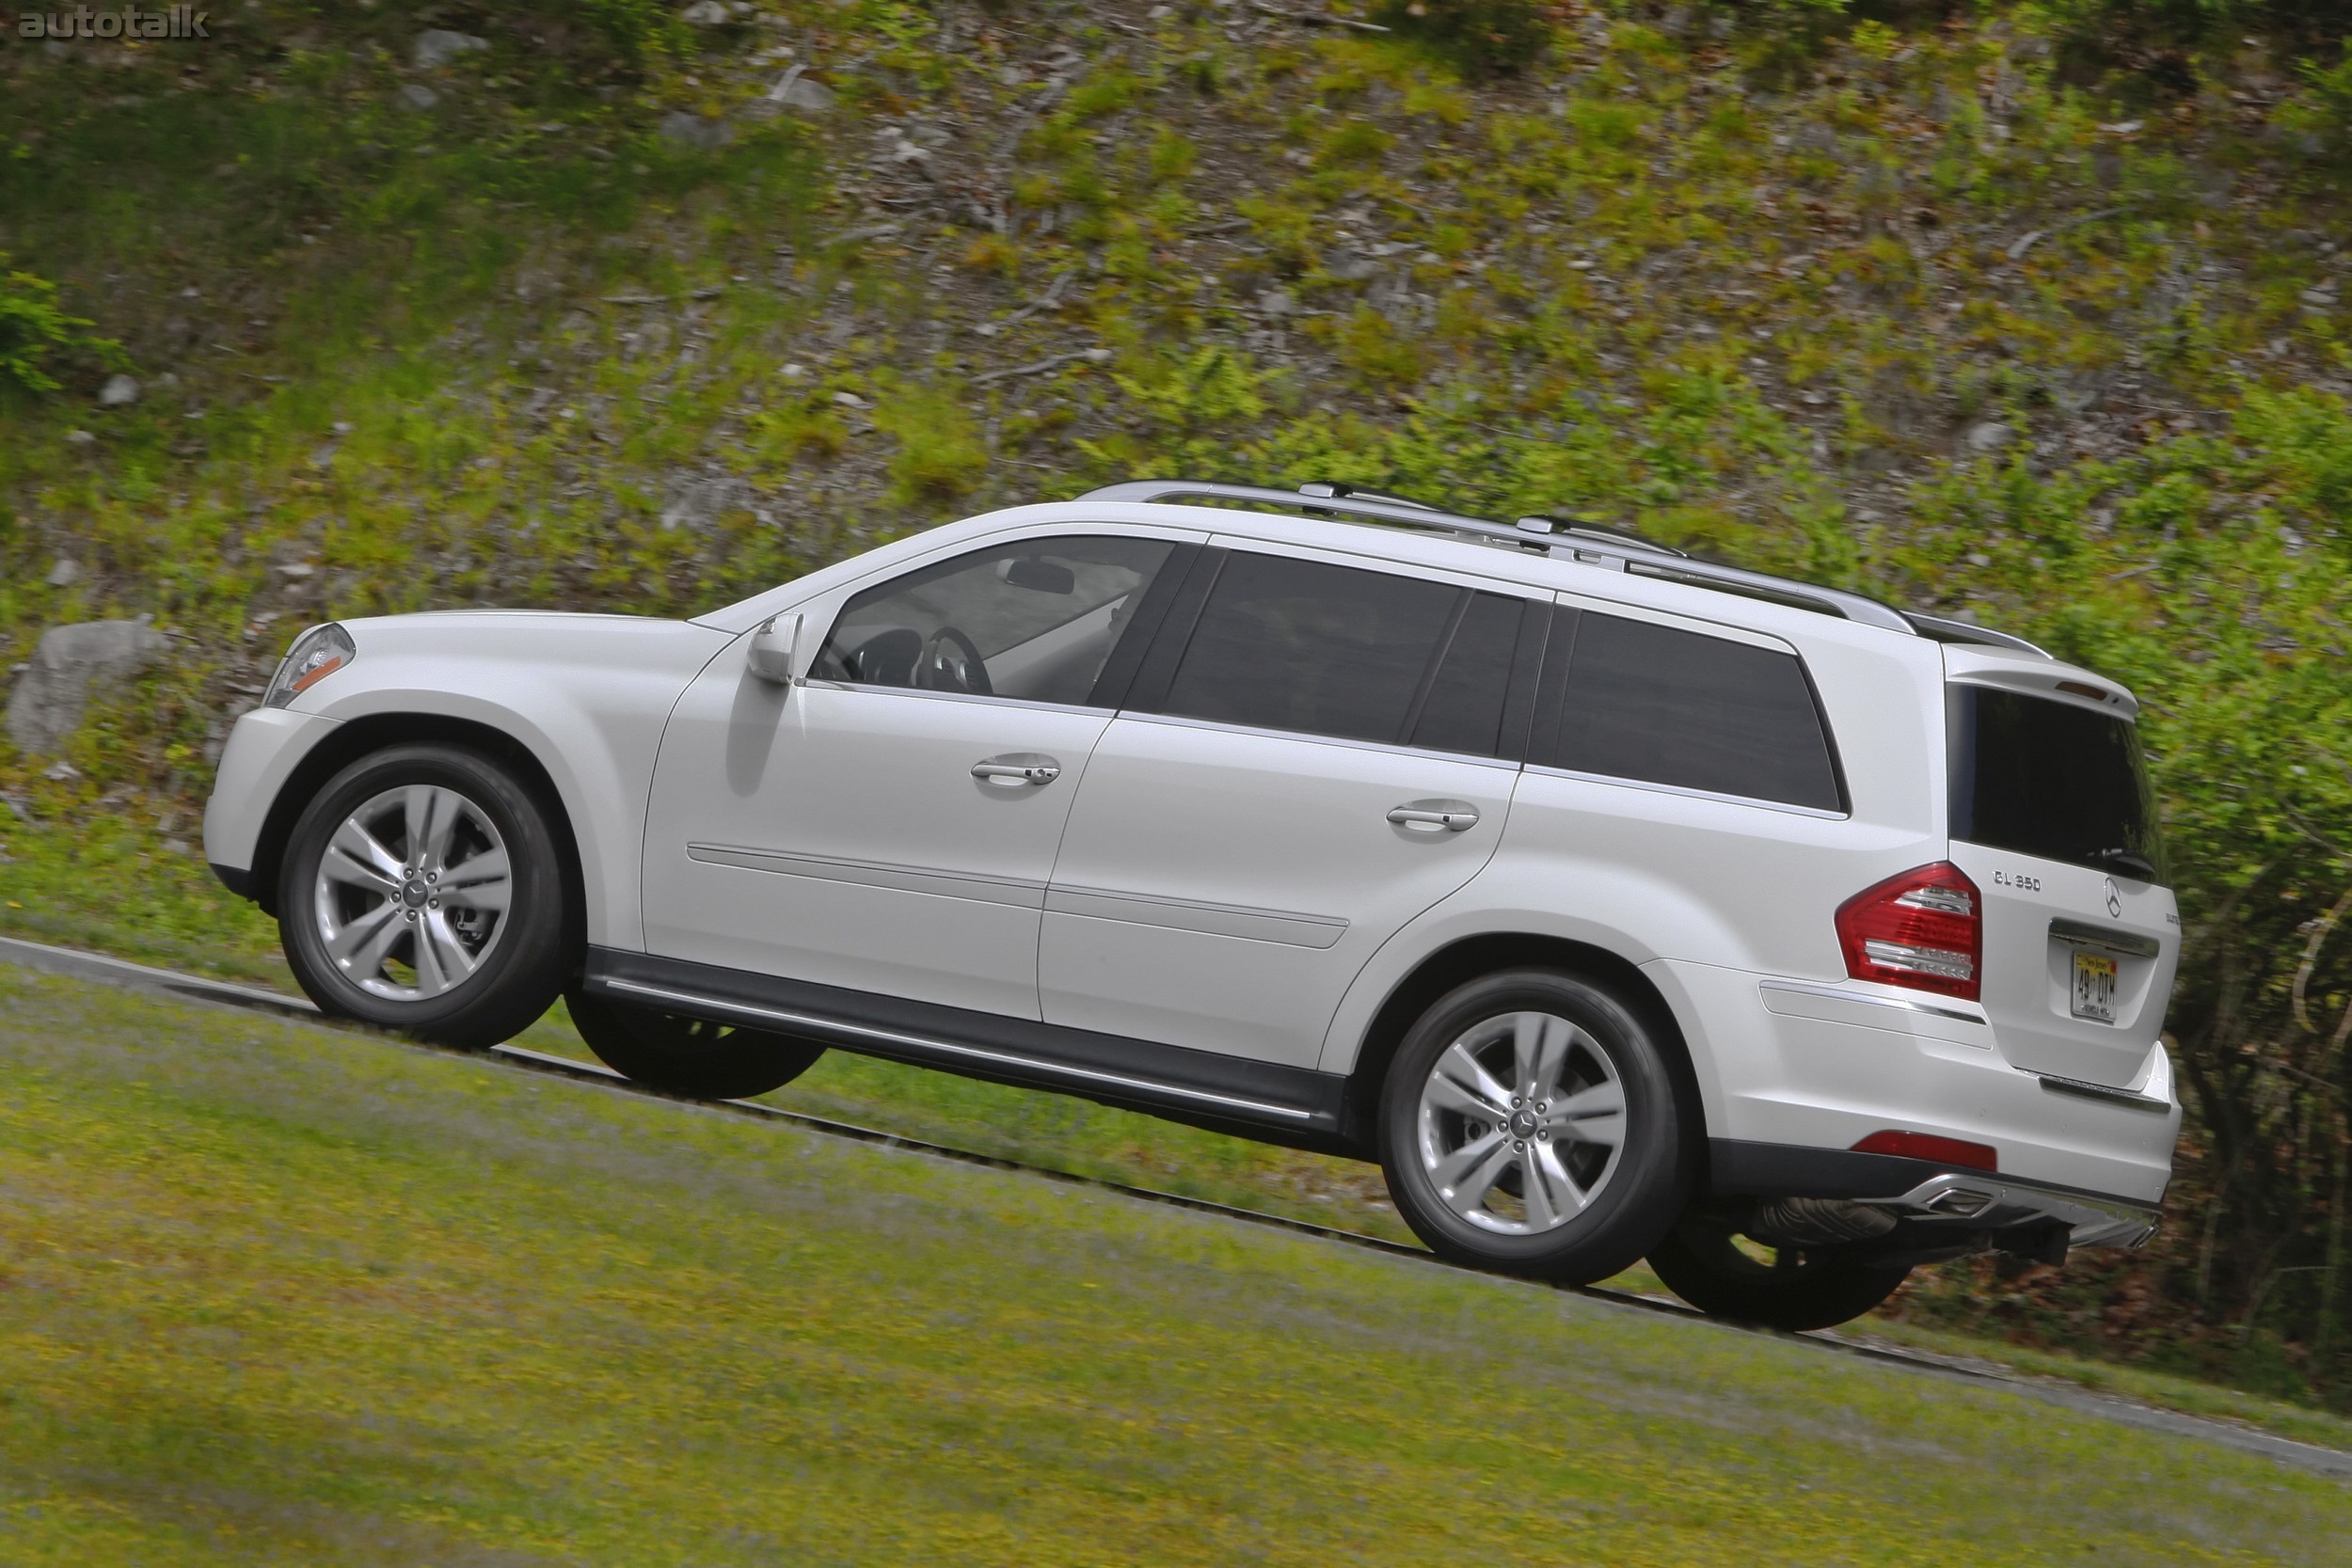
264,623,356,708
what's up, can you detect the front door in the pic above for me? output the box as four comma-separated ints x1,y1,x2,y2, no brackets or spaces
642,531,1188,1020
1039,546,1540,1066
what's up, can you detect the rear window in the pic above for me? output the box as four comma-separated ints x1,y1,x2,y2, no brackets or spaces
1546,611,1845,813
1947,685,2167,884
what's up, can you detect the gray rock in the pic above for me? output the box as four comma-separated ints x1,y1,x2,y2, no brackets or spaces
65,429,95,446
771,72,835,113
412,29,487,71
6,619,170,756
659,111,735,151
1966,420,2016,452
660,474,751,531
398,83,439,111
98,374,139,406
44,558,81,588
680,0,731,24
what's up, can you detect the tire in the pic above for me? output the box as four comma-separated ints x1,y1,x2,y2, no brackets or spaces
278,743,575,1049
1647,1216,1912,1331
1378,969,1692,1284
567,989,825,1100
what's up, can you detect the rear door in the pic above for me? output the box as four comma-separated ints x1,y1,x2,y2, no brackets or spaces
1942,664,2179,1088
1038,545,1540,1068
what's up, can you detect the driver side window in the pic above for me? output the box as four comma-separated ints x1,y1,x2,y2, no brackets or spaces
810,535,1177,706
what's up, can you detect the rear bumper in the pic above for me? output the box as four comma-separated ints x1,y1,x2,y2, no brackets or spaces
1650,957,2180,1236
1709,1138,2160,1249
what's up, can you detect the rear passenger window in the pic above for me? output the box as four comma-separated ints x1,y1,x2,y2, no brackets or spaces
1407,591,1523,757
1151,553,1521,753
1549,611,1843,812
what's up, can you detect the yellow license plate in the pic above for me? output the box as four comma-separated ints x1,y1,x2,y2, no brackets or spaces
2071,949,2118,1023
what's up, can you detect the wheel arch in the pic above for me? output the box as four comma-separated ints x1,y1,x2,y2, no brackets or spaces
1340,933,1710,1174
248,714,585,950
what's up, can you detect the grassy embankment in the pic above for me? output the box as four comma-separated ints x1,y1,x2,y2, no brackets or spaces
4,2,2352,1394
3,962,2350,1566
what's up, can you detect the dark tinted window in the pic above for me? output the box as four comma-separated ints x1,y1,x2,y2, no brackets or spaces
1551,611,1843,811
1407,591,1523,757
1157,553,1463,745
1948,685,2167,883
812,535,1173,705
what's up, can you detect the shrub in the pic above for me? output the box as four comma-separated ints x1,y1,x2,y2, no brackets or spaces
0,258,122,396
1370,0,1555,78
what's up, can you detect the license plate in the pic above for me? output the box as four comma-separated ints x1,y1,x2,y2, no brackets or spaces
2071,949,2118,1023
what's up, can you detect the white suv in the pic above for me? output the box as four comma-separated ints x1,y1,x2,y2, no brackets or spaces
204,481,2181,1328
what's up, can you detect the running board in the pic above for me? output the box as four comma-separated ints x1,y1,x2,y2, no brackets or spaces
580,948,1358,1153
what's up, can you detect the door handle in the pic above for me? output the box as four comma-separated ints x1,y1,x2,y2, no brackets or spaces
973,756,1062,787
1388,802,1478,832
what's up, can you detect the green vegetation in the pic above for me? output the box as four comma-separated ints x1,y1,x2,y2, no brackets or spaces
3,964,2348,1564
5,0,2352,1407
0,257,120,396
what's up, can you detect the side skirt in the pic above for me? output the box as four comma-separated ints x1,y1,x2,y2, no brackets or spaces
580,948,1364,1158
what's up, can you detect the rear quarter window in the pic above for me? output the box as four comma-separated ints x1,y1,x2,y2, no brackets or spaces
1545,610,1845,813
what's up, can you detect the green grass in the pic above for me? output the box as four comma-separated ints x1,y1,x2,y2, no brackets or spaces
15,787,2352,1452
0,964,2347,1565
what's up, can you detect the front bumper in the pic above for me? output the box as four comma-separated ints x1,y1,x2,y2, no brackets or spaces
200,706,342,898
1650,957,2179,1244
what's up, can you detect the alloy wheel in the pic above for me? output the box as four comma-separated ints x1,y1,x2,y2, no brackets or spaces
1414,1009,1627,1235
311,784,513,1001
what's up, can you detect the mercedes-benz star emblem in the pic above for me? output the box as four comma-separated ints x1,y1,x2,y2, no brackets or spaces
2104,877,2122,918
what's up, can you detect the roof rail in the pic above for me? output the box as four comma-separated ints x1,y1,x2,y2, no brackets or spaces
1077,478,1922,637
1901,611,2052,658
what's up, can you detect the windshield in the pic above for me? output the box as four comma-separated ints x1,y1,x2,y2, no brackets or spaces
1947,684,2167,885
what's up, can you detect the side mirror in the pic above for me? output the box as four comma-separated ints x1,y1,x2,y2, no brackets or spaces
1000,557,1075,594
747,612,802,684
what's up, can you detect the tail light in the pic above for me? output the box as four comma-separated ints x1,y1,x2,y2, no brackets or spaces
1836,862,1981,1001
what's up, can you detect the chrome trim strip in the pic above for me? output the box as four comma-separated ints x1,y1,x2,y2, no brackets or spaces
790,681,1110,720
600,977,1317,1121
1757,978,1989,1025
1883,1171,2161,1249
1043,885,1349,949
2037,1072,2172,1114
2048,918,2162,958
1113,709,1521,771
686,844,1047,910
1522,765,1851,821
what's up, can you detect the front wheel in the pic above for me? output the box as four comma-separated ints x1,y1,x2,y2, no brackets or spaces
278,744,575,1049
1377,969,1692,1284
567,990,825,1100
1646,1217,1912,1331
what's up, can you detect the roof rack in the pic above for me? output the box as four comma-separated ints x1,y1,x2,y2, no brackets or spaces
1900,610,2052,658
1079,478,1931,639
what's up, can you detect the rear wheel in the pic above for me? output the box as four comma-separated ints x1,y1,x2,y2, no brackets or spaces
1378,970,1692,1284
1646,1216,1912,1331
567,990,825,1101
278,744,574,1049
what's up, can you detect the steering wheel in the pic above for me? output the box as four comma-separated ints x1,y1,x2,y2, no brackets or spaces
914,626,993,695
